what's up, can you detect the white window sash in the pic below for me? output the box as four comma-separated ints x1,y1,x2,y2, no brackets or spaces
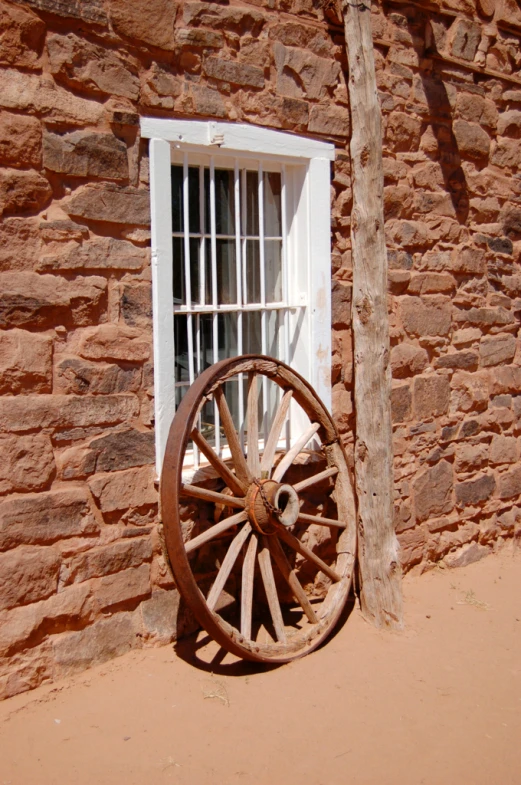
144,120,334,475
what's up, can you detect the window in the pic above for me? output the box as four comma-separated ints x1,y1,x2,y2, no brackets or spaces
141,119,334,475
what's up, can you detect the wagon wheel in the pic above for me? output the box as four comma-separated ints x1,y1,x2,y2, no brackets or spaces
161,355,357,663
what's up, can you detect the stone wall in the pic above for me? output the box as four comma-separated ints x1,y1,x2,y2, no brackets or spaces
0,0,520,699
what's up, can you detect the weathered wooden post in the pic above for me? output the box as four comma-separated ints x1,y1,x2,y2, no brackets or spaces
343,0,404,628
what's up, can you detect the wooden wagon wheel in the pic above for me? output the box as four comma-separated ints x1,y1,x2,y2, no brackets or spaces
161,355,357,663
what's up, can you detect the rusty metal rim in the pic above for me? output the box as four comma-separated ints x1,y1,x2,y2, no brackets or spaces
160,355,356,663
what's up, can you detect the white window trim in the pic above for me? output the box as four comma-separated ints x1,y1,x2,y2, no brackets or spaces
142,118,334,476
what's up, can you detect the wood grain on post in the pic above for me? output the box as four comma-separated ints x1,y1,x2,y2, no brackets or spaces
343,0,403,628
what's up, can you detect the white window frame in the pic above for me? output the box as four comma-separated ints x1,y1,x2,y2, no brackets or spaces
141,118,334,476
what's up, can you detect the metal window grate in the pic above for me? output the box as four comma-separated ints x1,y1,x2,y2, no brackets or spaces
172,153,305,467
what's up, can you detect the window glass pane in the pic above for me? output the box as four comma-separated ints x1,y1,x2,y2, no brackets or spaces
216,169,235,235
245,171,259,236
199,314,214,371
266,309,280,356
217,240,237,305
200,396,215,442
218,312,238,361
171,166,200,234
188,166,200,234
265,240,282,303
264,172,281,237
175,314,193,383
171,165,183,233
245,240,260,304
242,311,262,355
204,168,235,235
173,237,199,306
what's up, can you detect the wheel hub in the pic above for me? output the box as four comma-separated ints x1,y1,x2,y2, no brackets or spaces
246,479,300,535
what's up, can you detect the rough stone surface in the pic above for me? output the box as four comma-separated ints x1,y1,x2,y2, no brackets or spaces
0,111,41,168
0,169,51,217
63,184,150,225
43,131,128,180
109,0,177,50
0,433,55,495
0,488,99,551
53,611,141,678
39,237,147,272
0,272,106,329
88,466,157,513
413,461,454,523
47,33,139,100
0,329,52,394
0,547,60,612
0,1,45,69
0,69,104,126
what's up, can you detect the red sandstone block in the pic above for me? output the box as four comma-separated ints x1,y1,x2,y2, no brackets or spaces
0,582,92,657
0,433,54,495
39,237,147,273
0,487,100,552
413,460,454,523
0,546,60,612
0,168,51,217
455,473,496,508
109,0,176,50
498,466,521,500
93,563,151,610
400,295,452,337
413,374,450,420
453,119,491,160
68,538,152,584
0,70,104,126
0,111,41,168
0,394,139,432
391,343,428,379
0,328,52,394
0,271,106,329
63,183,150,225
450,370,489,414
0,218,40,273
489,434,517,465
43,131,128,180
88,465,157,513
391,382,412,423
0,0,45,69
52,611,142,678
77,324,151,363
385,111,421,153
479,334,516,367
47,33,139,100
54,356,142,395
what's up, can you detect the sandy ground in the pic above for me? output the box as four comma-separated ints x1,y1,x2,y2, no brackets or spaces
0,545,520,785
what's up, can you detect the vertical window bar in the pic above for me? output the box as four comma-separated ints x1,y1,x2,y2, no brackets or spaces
210,157,220,454
194,313,201,469
199,164,205,306
258,162,268,443
235,160,245,450
241,167,247,305
281,164,290,450
183,155,196,467
183,154,195,387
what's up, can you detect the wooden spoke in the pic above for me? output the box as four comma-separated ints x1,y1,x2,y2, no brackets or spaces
185,511,248,555
258,536,286,643
214,386,251,485
268,536,318,624
191,428,247,497
246,372,260,477
277,526,341,583
297,512,347,530
260,389,293,478
272,422,321,483
240,533,258,640
293,466,338,493
181,484,246,509
207,523,252,611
